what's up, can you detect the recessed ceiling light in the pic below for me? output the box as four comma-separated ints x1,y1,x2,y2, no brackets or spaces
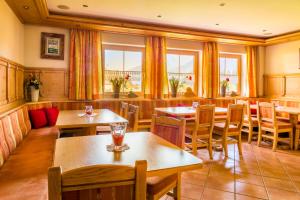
82,4,88,8
215,23,220,26
57,5,70,10
262,29,267,32
263,32,272,35
23,5,29,10
219,3,226,6
157,15,162,18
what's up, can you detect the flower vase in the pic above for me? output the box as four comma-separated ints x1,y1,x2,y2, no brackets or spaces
113,86,121,98
221,86,226,97
30,86,39,102
171,87,178,98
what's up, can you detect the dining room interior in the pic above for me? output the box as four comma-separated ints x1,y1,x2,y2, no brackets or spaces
1,0,300,200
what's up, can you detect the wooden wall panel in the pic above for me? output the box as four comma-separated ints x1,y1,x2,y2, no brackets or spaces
7,64,17,102
24,67,68,100
0,60,7,105
263,75,285,97
285,74,300,97
16,67,24,100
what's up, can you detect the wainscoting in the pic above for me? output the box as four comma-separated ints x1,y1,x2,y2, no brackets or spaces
264,73,300,98
0,57,24,112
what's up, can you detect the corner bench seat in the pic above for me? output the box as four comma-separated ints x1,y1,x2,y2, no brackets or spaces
0,104,59,200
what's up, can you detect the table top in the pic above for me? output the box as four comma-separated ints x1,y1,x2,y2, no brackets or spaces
56,109,128,128
250,105,300,115
53,132,203,176
155,106,227,116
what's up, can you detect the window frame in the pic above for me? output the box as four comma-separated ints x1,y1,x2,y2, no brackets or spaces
102,44,145,95
219,53,242,96
166,49,199,96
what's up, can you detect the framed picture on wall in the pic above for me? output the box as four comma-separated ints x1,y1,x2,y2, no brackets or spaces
41,32,65,60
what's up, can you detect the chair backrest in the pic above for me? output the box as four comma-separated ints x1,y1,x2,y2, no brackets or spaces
225,104,244,131
48,160,147,200
120,102,129,119
151,114,186,148
236,99,251,122
194,104,215,135
128,104,139,132
257,102,277,126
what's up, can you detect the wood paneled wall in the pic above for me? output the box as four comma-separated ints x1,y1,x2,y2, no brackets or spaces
0,57,24,112
24,67,69,100
264,74,300,98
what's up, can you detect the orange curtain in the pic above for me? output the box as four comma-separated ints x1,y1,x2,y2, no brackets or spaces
202,42,219,98
246,46,258,97
144,36,169,99
69,29,102,100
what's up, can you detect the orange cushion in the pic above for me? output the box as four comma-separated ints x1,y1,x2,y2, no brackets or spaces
261,121,293,129
214,122,239,132
9,112,23,145
0,121,10,165
147,173,177,195
1,117,16,154
17,109,28,136
243,117,258,125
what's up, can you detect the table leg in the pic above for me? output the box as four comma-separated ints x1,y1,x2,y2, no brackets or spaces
290,114,298,150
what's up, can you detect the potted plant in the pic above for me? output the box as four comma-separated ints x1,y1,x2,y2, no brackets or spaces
110,74,130,98
169,77,181,98
25,73,42,102
220,78,230,97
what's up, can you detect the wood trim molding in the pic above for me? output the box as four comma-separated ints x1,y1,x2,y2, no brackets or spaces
265,32,300,46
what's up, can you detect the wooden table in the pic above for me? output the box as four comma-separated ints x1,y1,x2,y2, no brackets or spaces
155,106,227,117
56,109,128,135
53,132,202,177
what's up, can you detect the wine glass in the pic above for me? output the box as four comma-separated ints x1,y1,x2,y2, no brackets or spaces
192,102,199,108
85,105,93,116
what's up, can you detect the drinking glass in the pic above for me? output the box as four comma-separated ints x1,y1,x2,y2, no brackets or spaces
85,105,93,115
192,102,199,108
110,123,127,147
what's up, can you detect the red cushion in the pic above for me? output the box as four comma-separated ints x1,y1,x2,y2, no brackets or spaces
29,109,48,129
44,107,59,126
250,108,257,115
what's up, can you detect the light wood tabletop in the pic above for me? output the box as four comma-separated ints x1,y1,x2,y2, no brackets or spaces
53,132,203,177
155,106,227,116
56,109,128,135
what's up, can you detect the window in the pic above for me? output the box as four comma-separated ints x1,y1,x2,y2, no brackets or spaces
103,45,144,93
166,50,198,93
219,54,241,94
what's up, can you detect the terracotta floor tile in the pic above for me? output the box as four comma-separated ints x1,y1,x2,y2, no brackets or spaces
201,188,234,200
267,187,300,200
263,176,297,192
205,174,235,193
181,171,207,187
235,182,268,199
235,172,264,186
181,182,203,200
235,194,263,200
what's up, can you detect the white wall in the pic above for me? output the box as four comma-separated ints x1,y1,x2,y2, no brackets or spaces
24,25,70,68
265,40,300,74
0,1,24,64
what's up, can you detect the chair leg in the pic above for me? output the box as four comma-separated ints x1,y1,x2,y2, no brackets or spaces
272,132,278,151
208,139,213,160
289,130,293,150
172,173,181,200
257,127,262,147
192,131,197,155
238,134,243,155
222,135,228,157
248,126,253,144
295,129,300,150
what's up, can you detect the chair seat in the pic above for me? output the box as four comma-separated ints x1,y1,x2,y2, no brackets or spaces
147,174,177,195
215,115,227,122
138,119,151,124
261,121,293,129
214,122,239,132
243,117,258,126
276,116,290,123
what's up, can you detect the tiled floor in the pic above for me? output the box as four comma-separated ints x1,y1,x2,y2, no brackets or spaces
164,138,300,200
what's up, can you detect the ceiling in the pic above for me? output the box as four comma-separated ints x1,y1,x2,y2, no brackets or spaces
47,0,300,38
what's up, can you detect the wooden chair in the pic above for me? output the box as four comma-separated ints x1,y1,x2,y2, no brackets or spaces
295,124,300,150
185,105,215,158
128,104,139,132
120,102,129,119
236,100,258,143
151,114,186,149
148,115,185,200
257,102,293,151
48,160,147,200
214,104,244,157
